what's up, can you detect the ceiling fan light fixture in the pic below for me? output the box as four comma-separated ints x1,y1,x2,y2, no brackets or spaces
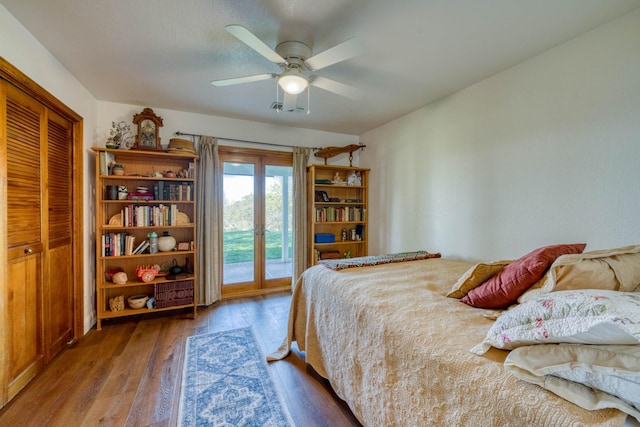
277,70,309,95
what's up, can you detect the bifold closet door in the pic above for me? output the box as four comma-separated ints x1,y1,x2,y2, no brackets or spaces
5,83,45,400
1,58,81,409
45,110,74,359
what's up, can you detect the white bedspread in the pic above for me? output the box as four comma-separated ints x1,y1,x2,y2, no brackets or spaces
269,258,628,426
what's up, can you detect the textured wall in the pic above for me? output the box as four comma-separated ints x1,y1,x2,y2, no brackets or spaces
361,9,640,261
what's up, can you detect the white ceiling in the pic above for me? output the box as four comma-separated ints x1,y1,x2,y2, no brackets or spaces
3,0,639,135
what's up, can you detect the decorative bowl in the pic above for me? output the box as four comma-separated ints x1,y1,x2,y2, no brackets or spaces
112,271,128,284
127,294,149,309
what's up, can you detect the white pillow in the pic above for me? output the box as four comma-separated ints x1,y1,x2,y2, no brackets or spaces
471,289,640,355
505,343,640,421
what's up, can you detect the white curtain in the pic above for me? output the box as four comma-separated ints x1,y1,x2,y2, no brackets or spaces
292,147,311,289
196,136,223,305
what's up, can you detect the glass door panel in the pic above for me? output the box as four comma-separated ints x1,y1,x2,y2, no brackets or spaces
222,161,255,285
264,165,293,280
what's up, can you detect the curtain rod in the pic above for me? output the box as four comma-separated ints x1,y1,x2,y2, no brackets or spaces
174,131,320,150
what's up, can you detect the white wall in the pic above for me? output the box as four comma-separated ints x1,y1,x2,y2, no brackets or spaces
95,102,358,152
360,9,640,262
1,4,99,333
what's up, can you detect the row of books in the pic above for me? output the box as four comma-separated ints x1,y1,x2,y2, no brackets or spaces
153,182,193,201
101,233,149,257
315,206,365,222
111,204,180,227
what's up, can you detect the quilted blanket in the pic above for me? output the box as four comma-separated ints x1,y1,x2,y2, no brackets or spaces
269,258,628,427
319,250,440,270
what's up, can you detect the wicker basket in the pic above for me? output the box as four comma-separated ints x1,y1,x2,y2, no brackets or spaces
167,138,197,155
154,280,194,308
109,295,125,312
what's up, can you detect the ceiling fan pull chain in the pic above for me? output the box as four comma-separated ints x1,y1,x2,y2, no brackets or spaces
307,85,311,115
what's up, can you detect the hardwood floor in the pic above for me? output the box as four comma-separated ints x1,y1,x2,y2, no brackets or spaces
0,292,362,427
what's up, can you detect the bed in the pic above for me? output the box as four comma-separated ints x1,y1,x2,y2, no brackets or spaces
269,246,640,427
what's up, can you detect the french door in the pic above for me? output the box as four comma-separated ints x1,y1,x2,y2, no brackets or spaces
219,147,293,297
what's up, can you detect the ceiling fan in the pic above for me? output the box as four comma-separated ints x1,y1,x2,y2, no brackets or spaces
211,25,365,112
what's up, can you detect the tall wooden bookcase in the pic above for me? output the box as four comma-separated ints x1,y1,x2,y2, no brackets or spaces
308,164,369,266
93,148,198,329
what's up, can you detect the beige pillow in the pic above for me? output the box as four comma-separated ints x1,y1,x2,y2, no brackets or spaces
519,245,640,303
446,260,511,298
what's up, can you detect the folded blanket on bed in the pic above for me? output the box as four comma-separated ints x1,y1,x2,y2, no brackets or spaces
318,250,441,270
505,343,640,422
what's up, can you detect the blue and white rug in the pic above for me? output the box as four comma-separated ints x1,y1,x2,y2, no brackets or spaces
178,327,294,427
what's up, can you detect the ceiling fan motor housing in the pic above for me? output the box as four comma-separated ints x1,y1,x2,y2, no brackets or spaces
276,41,312,69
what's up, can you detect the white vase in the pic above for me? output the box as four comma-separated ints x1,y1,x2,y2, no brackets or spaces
158,231,176,252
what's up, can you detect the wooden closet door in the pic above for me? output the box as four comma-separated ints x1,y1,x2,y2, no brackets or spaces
45,110,74,360
5,84,45,400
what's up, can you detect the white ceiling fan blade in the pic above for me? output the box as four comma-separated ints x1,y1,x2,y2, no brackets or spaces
305,38,365,71
311,76,363,100
281,92,299,112
211,73,276,87
225,25,287,65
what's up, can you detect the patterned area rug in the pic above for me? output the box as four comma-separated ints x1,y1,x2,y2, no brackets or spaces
178,327,294,427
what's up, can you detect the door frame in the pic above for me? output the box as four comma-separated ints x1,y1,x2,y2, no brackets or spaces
218,146,292,298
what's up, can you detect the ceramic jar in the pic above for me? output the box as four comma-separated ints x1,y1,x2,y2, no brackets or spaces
112,164,124,176
169,258,183,275
158,231,176,252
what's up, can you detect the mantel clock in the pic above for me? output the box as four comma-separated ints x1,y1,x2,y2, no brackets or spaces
132,108,164,150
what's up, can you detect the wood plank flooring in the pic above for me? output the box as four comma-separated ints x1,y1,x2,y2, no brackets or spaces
0,292,362,427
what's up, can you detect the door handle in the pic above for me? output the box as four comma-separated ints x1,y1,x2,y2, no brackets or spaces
254,225,266,236
25,248,33,254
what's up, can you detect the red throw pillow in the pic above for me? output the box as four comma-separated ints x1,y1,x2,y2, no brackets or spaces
461,243,586,309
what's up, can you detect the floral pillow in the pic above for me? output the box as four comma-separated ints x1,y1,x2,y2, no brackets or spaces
471,289,640,355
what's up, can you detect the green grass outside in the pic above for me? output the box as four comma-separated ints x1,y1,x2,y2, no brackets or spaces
223,229,293,263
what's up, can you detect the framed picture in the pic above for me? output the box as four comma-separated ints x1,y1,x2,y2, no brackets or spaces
315,190,330,202
177,242,191,251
